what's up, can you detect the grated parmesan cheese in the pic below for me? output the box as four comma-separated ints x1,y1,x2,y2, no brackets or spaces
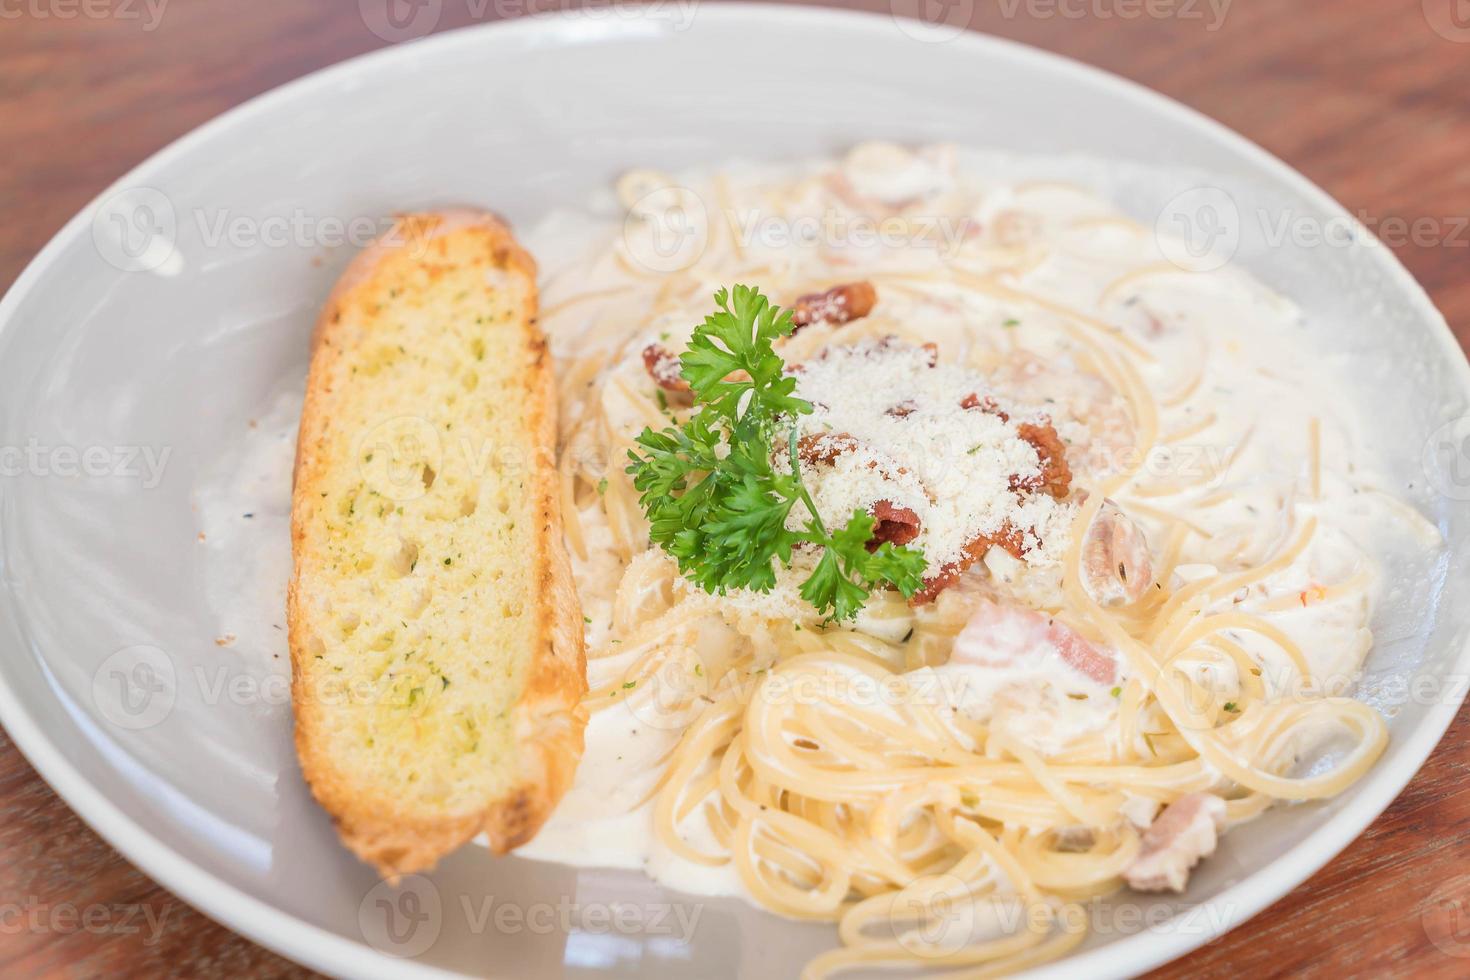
787,340,1075,573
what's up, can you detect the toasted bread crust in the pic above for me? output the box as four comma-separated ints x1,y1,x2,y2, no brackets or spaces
288,209,586,878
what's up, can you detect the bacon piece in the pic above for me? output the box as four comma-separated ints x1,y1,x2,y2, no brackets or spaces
986,524,1027,561
960,392,1009,422
1124,793,1226,893
797,433,914,486
886,399,917,419
869,500,920,549
641,343,690,393
796,432,860,466
1013,420,1071,499
909,524,1027,605
795,435,920,552
947,598,1119,686
1050,624,1118,686
790,281,877,332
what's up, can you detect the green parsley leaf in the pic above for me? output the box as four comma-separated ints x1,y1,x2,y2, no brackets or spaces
626,286,927,619
680,285,808,422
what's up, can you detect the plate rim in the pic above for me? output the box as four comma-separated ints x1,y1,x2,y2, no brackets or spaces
1,6,1466,978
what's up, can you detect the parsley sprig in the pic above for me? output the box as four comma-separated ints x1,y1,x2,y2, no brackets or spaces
626,285,927,620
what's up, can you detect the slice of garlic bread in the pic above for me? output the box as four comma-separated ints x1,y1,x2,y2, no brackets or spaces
288,210,586,877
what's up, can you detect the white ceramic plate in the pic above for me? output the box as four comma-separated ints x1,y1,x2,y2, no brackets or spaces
2,7,1467,978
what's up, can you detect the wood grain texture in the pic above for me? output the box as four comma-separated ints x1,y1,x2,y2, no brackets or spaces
1,0,1467,977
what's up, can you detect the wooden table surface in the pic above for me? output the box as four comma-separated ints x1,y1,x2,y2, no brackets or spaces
3,0,1469,976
